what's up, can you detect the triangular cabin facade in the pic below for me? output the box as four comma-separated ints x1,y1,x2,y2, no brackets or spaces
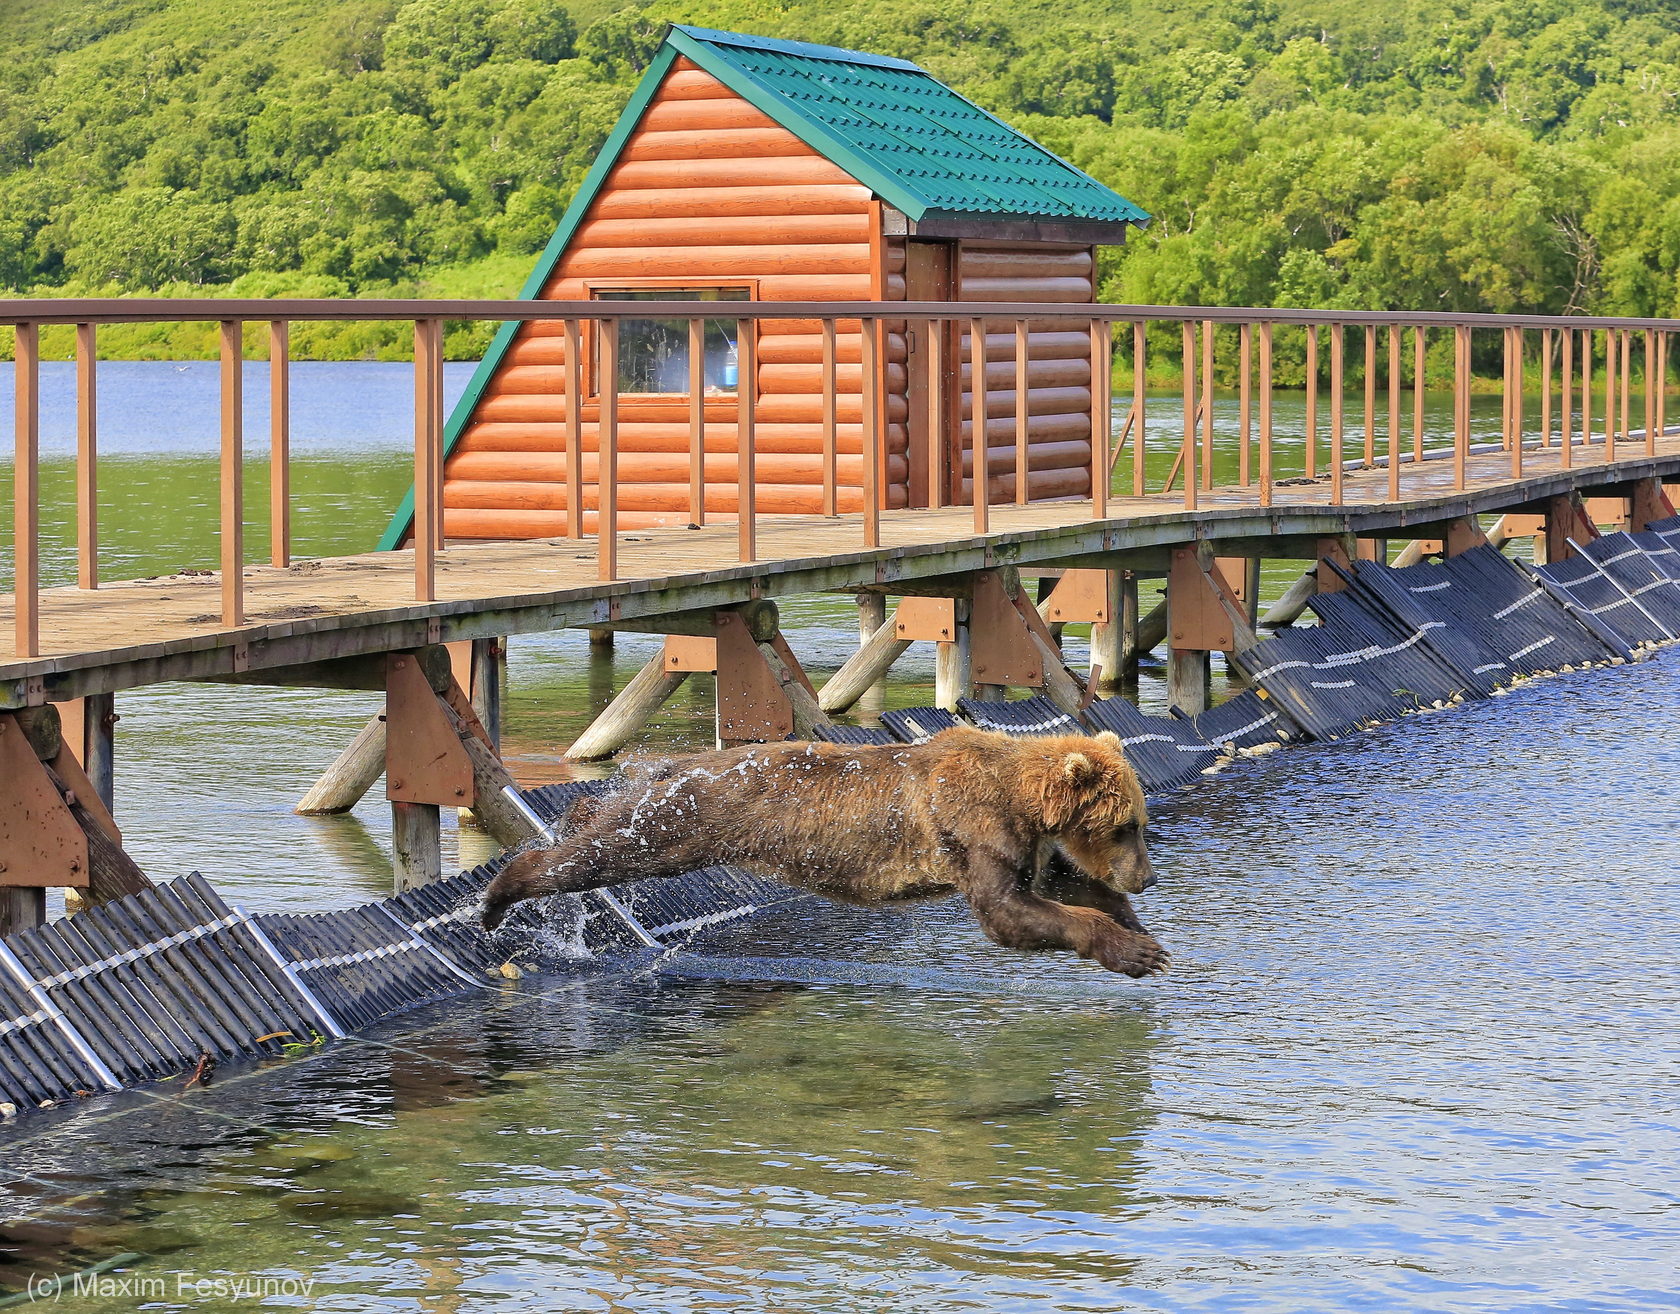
385,26,1147,545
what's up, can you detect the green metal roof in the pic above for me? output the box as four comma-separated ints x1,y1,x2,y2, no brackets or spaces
667,25,1148,226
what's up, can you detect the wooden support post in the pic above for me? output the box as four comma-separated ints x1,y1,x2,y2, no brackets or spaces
855,590,889,709
391,802,441,893
1016,319,1030,507
689,316,706,525
1545,493,1597,563
1629,477,1676,533
1562,327,1575,467
935,600,973,711
1444,517,1488,557
599,318,620,579
757,635,830,739
1259,567,1319,629
470,637,504,752
1605,327,1617,463
564,318,584,538
1316,535,1356,594
566,652,689,762
81,692,115,815
1581,329,1593,459
1259,322,1274,505
820,613,912,714
1166,650,1211,715
297,714,387,815
1388,324,1401,501
1090,571,1127,692
863,316,882,546
969,316,988,531
1090,318,1111,517
737,317,756,562
1128,600,1169,668
413,318,440,602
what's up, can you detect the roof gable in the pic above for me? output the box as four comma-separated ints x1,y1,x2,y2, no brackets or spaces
668,25,1148,229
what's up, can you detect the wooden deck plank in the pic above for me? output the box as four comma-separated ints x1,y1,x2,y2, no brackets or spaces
4,435,1678,706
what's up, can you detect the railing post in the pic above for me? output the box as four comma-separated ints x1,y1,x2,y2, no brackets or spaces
1131,321,1147,499
1304,324,1319,480
1363,323,1377,467
1238,321,1252,486
1200,320,1214,492
219,320,245,627
1388,324,1401,501
1581,329,1593,459
1453,324,1469,491
1541,328,1553,450
736,316,755,562
823,317,840,514
1089,318,1111,517
412,318,439,602
1258,321,1273,506
969,316,988,532
1659,330,1669,445
1181,321,1196,510
1562,327,1574,469
269,321,290,567
600,317,620,579
76,322,97,590
563,318,583,538
12,322,39,658
1330,323,1345,504
1015,318,1030,506
1412,326,1426,465
1645,328,1657,457
688,317,706,526
1620,328,1632,450
862,315,882,548
1511,327,1524,479
1605,327,1617,463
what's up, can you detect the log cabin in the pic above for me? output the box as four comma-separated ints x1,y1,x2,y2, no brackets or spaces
379,24,1148,545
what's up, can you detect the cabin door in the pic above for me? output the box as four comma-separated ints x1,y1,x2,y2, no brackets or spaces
903,241,956,508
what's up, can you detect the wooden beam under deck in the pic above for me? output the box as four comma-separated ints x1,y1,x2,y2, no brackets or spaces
6,436,1680,709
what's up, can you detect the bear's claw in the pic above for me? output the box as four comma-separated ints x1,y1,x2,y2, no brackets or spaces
1086,927,1170,978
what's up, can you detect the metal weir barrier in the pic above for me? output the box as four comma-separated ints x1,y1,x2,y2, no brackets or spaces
7,297,1680,661
7,517,1680,1118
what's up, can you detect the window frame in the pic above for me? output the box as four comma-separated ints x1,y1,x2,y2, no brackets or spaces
585,278,760,401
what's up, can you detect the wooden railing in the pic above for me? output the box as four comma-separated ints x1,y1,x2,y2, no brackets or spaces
4,298,1678,660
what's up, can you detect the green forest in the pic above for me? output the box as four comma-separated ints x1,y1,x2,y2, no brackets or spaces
5,0,1680,359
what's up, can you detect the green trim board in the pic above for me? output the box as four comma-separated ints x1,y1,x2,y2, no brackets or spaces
378,26,1145,551
376,44,683,551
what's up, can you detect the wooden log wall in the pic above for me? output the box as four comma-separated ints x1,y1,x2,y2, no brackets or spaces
442,58,909,538
955,244,1096,504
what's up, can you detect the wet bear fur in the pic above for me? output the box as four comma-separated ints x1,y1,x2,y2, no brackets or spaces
481,727,1167,977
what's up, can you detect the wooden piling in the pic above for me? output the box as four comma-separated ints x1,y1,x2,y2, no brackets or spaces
934,600,973,711
566,652,689,761
297,715,387,815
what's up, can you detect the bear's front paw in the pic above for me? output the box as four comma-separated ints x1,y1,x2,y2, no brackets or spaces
1085,926,1170,978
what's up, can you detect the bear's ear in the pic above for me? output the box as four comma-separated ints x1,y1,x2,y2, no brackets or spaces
1042,751,1102,829
1092,731,1121,749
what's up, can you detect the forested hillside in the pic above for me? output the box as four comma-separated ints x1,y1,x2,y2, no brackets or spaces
5,0,1680,357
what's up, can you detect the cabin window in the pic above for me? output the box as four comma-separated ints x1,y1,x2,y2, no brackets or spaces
596,288,751,395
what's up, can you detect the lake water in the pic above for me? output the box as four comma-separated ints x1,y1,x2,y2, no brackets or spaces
1,365,1673,1311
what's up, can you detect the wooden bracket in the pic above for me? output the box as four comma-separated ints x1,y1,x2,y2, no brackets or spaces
1041,569,1110,624
715,611,794,745
1167,547,1234,652
664,635,718,673
1584,496,1631,532
1630,477,1676,532
386,652,473,805
971,571,1042,687
895,597,957,641
0,713,90,889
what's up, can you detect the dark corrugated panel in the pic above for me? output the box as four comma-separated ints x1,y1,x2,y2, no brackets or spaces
958,695,1081,737
881,706,962,742
1181,689,1291,751
1081,696,1219,794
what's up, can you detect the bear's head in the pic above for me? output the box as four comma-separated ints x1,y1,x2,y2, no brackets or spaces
1035,731,1155,895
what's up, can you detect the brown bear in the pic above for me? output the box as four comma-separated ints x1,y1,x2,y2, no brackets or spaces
480,726,1167,977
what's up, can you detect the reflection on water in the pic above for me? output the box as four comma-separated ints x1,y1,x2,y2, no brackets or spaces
3,655,1678,1312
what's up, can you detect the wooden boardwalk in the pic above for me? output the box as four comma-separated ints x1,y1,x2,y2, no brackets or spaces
6,434,1680,708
